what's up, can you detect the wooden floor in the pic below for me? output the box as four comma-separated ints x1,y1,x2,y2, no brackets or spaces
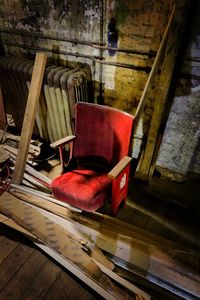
0,224,101,300
1,167,200,299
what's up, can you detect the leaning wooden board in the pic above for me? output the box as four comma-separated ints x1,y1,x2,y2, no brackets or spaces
12,53,47,184
0,192,149,300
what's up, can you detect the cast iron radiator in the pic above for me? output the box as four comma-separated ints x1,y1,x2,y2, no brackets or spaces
0,55,92,143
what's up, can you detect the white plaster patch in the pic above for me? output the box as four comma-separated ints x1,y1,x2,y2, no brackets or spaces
103,58,117,90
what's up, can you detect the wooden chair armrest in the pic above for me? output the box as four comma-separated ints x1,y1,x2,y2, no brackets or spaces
50,135,76,149
108,156,132,179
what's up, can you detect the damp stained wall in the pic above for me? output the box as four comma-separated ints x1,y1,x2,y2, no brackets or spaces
2,0,199,181
0,0,173,134
156,2,200,181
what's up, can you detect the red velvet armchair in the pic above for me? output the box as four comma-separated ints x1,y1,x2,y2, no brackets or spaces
51,102,134,215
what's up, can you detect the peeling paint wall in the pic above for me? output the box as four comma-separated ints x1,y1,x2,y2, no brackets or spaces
0,0,175,167
3,0,199,181
0,0,173,127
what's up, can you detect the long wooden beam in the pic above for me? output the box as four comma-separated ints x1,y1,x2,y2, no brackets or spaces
12,53,47,184
137,1,190,180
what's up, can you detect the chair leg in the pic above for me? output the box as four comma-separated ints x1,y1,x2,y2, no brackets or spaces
111,198,126,216
111,205,117,217
122,198,126,208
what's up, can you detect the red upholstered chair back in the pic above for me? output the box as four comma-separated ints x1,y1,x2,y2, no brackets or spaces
73,103,134,167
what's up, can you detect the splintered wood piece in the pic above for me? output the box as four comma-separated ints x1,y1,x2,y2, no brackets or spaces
12,53,47,184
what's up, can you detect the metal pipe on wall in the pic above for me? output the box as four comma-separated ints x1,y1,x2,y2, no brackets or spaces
0,29,156,58
0,41,151,72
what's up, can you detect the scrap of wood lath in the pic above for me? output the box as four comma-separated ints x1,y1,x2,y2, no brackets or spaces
3,144,52,188
0,192,150,300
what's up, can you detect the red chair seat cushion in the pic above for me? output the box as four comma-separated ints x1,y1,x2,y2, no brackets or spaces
51,169,112,211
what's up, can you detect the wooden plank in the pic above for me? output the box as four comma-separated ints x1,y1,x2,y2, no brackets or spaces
0,211,151,299
5,192,200,286
0,214,128,299
10,185,200,256
34,241,128,300
10,183,80,211
0,213,36,240
137,1,190,181
96,261,150,300
12,53,47,184
0,192,134,300
2,196,200,299
9,186,197,254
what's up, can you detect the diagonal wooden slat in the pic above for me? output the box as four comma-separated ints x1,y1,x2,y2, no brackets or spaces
12,53,47,184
